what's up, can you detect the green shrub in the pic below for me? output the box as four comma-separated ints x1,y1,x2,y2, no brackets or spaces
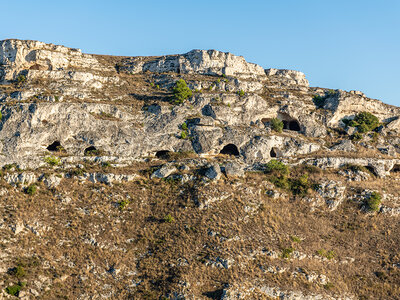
313,90,337,108
265,159,289,175
180,131,188,139
351,132,363,141
44,155,60,166
267,164,315,197
237,90,245,97
289,174,310,196
290,236,301,243
357,123,370,133
313,94,325,108
17,75,26,84
281,247,294,259
181,122,188,131
5,284,23,296
10,265,26,278
346,112,380,134
270,118,284,133
348,119,358,127
366,191,381,212
354,112,379,131
317,249,336,260
164,214,175,223
172,79,192,105
269,175,290,190
118,199,130,211
0,111,2,121
25,184,37,195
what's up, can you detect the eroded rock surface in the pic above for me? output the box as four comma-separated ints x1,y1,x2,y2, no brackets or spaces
0,39,399,300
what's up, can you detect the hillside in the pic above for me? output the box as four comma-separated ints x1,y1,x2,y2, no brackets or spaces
0,39,399,299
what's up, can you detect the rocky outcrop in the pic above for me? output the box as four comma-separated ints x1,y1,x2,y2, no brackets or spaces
221,282,353,300
0,39,111,83
301,157,400,178
265,68,309,87
121,49,267,79
0,38,399,174
323,90,400,127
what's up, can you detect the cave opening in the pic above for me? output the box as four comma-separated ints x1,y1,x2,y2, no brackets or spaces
270,148,277,158
220,144,240,156
391,164,400,172
84,146,98,156
282,120,301,131
288,120,301,131
47,141,62,152
155,150,171,159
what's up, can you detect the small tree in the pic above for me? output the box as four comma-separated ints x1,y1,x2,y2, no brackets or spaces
265,159,289,175
270,118,284,133
354,112,379,131
366,191,381,212
25,184,37,195
172,79,192,105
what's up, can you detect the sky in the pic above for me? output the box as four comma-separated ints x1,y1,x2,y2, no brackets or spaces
1,0,399,106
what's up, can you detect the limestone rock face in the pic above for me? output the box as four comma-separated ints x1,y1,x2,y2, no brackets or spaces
330,140,356,152
0,39,111,83
121,49,267,79
324,91,400,127
265,68,309,87
1,39,399,300
0,38,399,176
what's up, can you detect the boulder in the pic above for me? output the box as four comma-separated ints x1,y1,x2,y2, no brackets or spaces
204,163,222,180
151,164,177,179
224,161,245,177
330,140,356,152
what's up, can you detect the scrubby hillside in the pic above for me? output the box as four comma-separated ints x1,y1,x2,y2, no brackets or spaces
0,39,399,299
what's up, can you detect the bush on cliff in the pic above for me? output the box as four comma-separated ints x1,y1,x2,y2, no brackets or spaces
270,118,284,133
366,191,381,212
345,112,380,133
172,79,192,105
265,159,289,175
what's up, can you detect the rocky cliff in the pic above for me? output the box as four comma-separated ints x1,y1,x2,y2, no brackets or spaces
0,39,399,299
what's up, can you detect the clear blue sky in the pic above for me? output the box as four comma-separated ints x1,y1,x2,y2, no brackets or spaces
2,0,399,106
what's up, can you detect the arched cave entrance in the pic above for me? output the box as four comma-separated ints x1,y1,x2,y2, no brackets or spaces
47,141,63,152
155,150,171,159
391,164,400,173
278,113,301,132
288,120,301,131
282,120,301,131
84,146,98,156
270,147,278,158
220,144,240,156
